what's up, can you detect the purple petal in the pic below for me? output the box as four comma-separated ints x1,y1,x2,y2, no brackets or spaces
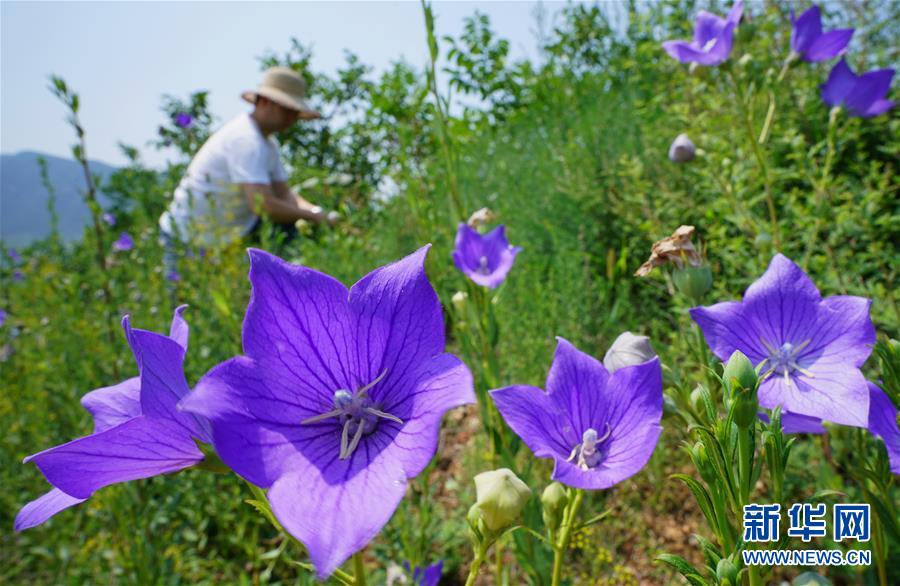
821,59,858,107
694,11,727,47
845,68,895,117
349,245,445,410
546,338,612,445
14,488,87,531
81,376,142,433
804,29,853,62
180,356,308,487
377,353,474,478
867,383,900,474
452,224,520,288
243,248,355,408
690,301,768,364
268,456,408,578
700,23,737,66
413,561,443,586
726,0,743,25
791,5,822,54
758,363,869,428
860,98,895,118
25,416,203,499
168,305,189,350
663,40,712,65
758,410,827,434
491,384,570,459
802,296,874,369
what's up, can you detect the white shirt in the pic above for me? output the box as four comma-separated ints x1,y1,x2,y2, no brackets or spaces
160,113,289,245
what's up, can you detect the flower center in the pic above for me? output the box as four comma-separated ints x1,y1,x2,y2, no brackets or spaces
476,255,491,275
701,37,717,52
760,338,814,384
300,369,403,460
566,424,612,470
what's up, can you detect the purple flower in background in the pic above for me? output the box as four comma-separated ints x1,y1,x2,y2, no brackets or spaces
15,307,209,531
175,113,194,129
691,254,875,427
0,309,6,327
867,383,900,474
12,270,24,283
452,223,522,289
404,560,443,586
167,270,181,283
790,5,853,62
180,247,474,578
821,59,895,118
8,248,22,264
491,338,662,490
112,232,134,252
102,212,116,226
662,1,743,66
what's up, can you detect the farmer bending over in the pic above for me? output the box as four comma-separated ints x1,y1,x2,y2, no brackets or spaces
159,67,334,251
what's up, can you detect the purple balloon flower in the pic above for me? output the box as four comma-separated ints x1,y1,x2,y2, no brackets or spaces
15,307,209,531
821,59,895,118
405,560,443,586
452,223,522,289
175,112,194,129
662,1,743,66
112,232,134,252
102,212,116,226
0,309,6,327
491,338,662,490
691,254,875,427
167,269,181,282
179,247,475,578
12,269,24,282
8,248,22,264
790,5,853,62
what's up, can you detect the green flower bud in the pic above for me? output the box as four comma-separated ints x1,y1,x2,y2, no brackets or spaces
689,385,707,414
673,265,712,302
723,350,757,394
541,482,568,530
716,557,740,586
690,441,715,482
474,468,532,532
724,351,759,429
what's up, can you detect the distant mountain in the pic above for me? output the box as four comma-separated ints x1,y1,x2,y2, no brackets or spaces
0,151,118,247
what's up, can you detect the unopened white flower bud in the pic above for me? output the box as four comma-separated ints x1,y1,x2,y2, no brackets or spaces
603,332,656,373
668,134,696,163
473,468,531,532
451,291,468,311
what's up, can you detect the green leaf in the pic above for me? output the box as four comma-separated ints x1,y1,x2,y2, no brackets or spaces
671,474,716,529
656,553,709,585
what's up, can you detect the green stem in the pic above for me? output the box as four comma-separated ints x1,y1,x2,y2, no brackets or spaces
802,107,841,268
551,490,584,586
738,426,754,508
494,539,504,585
464,544,488,586
353,551,366,586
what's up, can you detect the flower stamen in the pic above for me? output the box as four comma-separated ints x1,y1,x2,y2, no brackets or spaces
566,424,612,470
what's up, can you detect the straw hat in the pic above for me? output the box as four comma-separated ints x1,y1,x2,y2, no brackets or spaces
242,67,321,120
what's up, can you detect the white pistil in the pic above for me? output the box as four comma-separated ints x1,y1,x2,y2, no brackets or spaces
566,424,612,470
299,369,403,460
759,338,814,386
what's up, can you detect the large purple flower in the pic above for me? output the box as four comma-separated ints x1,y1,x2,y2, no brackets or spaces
691,254,875,427
821,59,895,118
490,338,662,490
790,5,853,62
452,223,522,289
15,307,209,531
662,1,742,66
112,232,134,252
179,247,474,578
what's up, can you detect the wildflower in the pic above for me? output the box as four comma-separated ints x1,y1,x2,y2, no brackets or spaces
603,331,656,374
404,560,443,586
0,309,6,327
821,59,895,118
15,307,209,531
790,5,853,62
167,270,181,282
175,113,194,129
467,207,496,228
634,225,703,277
867,383,900,474
662,1,743,66
12,269,24,282
473,468,532,531
179,247,474,578
112,232,134,252
668,134,696,163
691,254,875,427
452,223,522,289
491,338,663,489
102,212,116,226
8,248,22,264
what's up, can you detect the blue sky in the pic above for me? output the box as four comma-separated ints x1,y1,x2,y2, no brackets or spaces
1,1,564,168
